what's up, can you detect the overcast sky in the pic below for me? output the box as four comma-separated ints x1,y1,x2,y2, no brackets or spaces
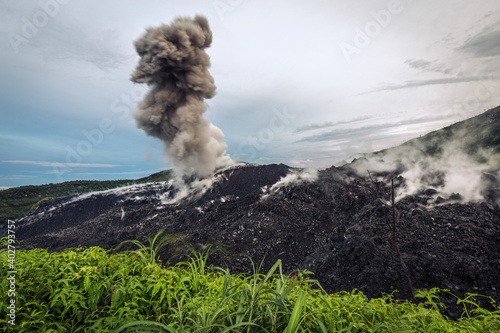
1,0,499,188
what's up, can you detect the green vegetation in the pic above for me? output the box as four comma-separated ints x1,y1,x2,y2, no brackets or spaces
1,233,499,332
0,170,173,223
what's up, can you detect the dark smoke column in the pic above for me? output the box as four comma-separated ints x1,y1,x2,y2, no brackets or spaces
131,15,232,178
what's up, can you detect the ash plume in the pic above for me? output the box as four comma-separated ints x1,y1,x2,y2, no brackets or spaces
131,15,232,178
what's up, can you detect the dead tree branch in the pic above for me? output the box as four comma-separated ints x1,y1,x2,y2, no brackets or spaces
367,170,415,301
391,179,415,301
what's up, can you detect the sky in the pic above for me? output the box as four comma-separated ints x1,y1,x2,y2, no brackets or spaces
1,0,499,188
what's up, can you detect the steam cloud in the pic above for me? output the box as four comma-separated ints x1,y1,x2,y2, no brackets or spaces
261,169,318,201
349,134,500,205
131,15,232,178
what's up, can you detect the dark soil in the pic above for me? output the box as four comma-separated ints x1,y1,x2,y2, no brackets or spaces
3,163,500,319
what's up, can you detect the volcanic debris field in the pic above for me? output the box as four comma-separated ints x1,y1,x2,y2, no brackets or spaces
3,162,500,319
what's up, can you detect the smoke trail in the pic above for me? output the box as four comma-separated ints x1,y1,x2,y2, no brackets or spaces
131,15,232,178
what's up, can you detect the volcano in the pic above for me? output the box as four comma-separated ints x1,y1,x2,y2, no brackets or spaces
4,163,500,318
3,109,500,319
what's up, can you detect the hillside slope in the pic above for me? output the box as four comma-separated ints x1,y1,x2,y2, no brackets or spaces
374,106,500,167
4,162,499,319
0,170,173,222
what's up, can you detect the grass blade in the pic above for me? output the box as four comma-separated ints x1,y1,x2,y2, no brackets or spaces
284,290,307,333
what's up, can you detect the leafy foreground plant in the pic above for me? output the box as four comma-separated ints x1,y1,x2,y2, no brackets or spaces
114,229,187,269
1,237,499,332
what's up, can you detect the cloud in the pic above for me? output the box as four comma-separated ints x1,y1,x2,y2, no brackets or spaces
404,59,456,75
369,76,490,93
2,160,121,168
296,115,451,144
291,159,314,165
405,59,432,69
0,1,134,70
49,25,134,70
459,25,500,57
297,126,388,144
71,170,160,176
294,115,374,133
0,174,36,180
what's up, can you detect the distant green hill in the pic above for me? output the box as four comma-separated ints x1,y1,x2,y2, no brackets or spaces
0,170,173,223
373,105,500,168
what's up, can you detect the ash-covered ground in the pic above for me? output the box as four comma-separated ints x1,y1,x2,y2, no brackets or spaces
3,162,500,318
